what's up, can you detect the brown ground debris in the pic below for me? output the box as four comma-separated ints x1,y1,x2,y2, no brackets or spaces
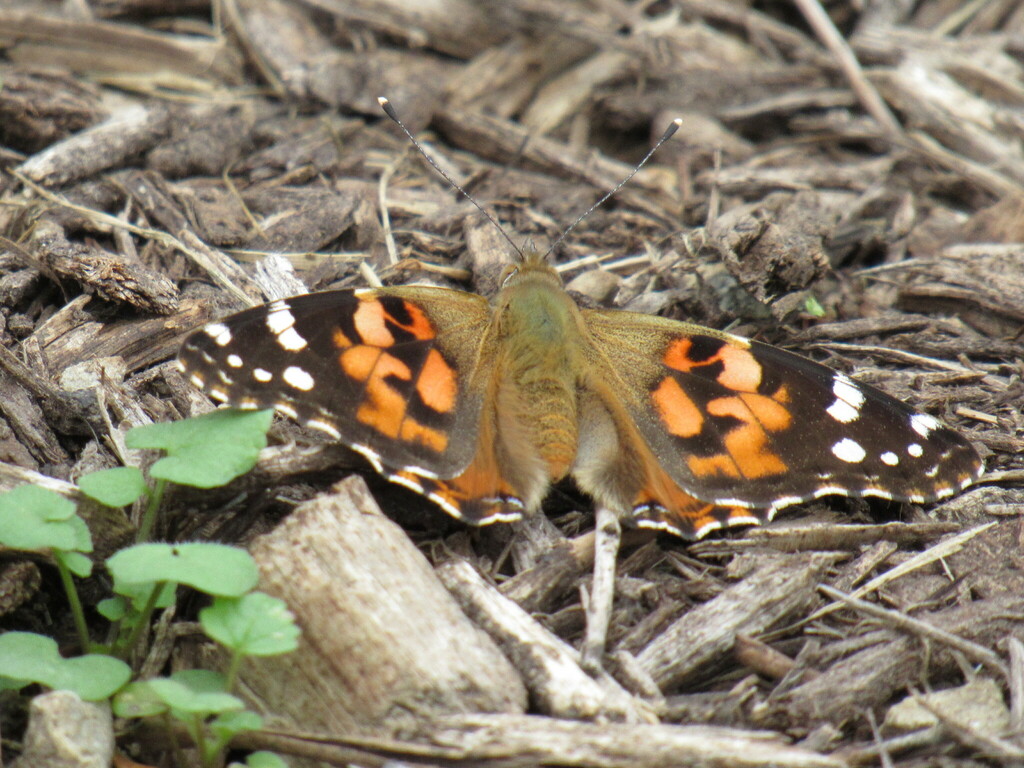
1,1,1023,767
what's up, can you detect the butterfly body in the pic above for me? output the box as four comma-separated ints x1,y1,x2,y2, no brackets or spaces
179,252,982,538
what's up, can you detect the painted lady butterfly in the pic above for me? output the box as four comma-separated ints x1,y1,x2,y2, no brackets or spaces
178,249,982,539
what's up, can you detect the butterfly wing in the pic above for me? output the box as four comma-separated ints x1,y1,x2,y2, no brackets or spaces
178,286,494,486
580,308,982,536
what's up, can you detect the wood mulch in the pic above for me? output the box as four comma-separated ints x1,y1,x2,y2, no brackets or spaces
2,1,1024,766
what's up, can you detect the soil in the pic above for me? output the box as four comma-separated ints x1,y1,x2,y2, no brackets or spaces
1,1,1024,767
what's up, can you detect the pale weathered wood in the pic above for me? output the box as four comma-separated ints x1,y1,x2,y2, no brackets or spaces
638,552,839,690
425,713,848,768
771,592,1024,728
239,710,847,767
15,103,172,187
10,691,113,768
437,558,651,723
241,476,527,737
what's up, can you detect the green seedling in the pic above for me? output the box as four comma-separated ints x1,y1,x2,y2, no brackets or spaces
126,407,273,490
0,484,95,649
123,408,272,540
105,542,259,658
4,409,292,766
230,751,289,768
804,292,826,318
78,466,149,508
200,593,299,688
125,407,273,489
0,632,130,701
116,669,261,766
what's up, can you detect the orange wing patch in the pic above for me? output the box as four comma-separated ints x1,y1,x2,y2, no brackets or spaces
417,349,458,414
332,296,457,454
656,336,795,483
697,393,790,480
652,377,703,438
663,337,762,392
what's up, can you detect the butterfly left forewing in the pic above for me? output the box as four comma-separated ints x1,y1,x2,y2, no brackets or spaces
580,308,982,536
178,286,494,484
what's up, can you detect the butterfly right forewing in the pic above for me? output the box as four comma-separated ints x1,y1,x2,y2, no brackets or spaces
581,308,982,526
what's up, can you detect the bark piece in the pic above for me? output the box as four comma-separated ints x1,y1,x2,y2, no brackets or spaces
242,185,372,253
707,191,833,315
772,592,1024,728
297,0,506,59
241,476,526,736
437,558,648,722
424,713,847,768
638,553,838,691
0,560,41,617
0,69,103,153
147,104,262,178
17,103,173,186
10,691,113,768
31,221,179,314
499,531,593,614
0,10,242,87
35,298,207,375
239,710,846,767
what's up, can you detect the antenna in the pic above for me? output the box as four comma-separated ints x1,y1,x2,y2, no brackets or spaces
543,118,681,260
379,97,681,260
378,97,524,259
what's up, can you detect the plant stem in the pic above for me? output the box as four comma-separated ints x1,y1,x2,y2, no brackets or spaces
223,647,243,693
192,714,212,768
136,478,167,543
114,581,166,660
55,554,93,653
162,711,189,768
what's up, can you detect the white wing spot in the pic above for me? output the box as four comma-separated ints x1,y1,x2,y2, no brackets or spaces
827,375,865,423
908,443,924,458
350,443,385,473
833,375,865,407
880,451,899,466
827,400,860,424
253,368,273,382
305,418,341,439
274,402,298,419
189,374,205,388
208,387,229,402
910,413,940,437
831,438,866,463
390,472,425,494
283,366,315,391
204,322,232,346
277,327,308,352
265,306,295,334
227,354,243,368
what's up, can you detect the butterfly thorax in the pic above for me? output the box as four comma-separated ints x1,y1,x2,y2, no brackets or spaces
489,260,586,497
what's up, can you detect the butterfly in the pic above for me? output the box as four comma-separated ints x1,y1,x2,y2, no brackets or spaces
177,249,982,539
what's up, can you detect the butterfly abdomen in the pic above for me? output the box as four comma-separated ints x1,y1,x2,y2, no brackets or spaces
493,274,587,485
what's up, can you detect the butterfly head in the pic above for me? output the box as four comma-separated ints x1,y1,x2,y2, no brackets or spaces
499,248,562,291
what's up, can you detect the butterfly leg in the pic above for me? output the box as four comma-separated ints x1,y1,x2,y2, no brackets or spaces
580,505,621,672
